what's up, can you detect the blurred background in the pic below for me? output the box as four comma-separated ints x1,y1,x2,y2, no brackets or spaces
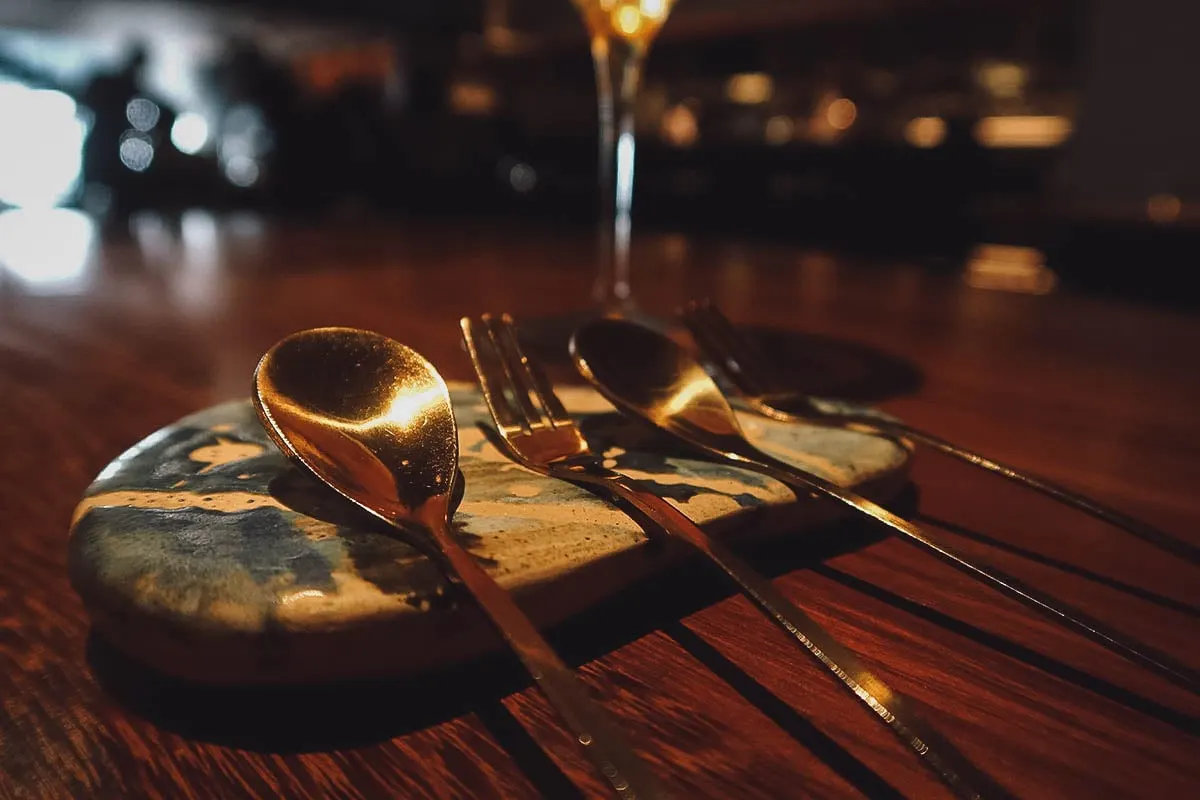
0,0,1196,308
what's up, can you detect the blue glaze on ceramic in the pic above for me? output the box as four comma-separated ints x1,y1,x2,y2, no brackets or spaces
68,383,909,681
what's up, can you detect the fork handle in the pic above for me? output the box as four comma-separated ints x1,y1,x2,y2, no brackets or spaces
427,519,668,799
738,451,1200,694
549,464,1005,800
873,420,1200,566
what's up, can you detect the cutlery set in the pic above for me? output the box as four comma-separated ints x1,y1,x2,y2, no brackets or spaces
251,305,1198,800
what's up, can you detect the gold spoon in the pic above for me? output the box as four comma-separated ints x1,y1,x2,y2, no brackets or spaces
681,299,1198,566
570,318,1199,694
253,327,666,799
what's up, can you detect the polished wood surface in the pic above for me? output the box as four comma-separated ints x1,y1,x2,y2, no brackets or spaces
2,212,1198,799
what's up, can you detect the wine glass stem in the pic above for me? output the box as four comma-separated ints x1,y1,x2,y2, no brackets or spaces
591,36,645,311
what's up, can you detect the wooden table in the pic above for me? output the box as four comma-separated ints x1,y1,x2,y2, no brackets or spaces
2,212,1197,799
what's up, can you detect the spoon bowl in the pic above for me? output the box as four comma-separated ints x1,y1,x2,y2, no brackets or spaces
570,319,748,452
570,317,1200,694
254,327,458,531
254,326,665,798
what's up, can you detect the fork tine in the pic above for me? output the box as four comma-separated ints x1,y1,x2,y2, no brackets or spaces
687,300,778,395
481,313,552,431
681,300,752,389
486,313,571,430
496,314,573,428
683,299,781,397
459,316,526,434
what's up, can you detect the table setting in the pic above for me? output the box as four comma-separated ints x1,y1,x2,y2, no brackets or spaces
65,303,1198,799
4,0,1199,797
1,218,1194,796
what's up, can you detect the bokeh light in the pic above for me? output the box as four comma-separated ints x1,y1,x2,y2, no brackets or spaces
118,131,155,172
974,115,1072,148
661,103,699,147
764,115,795,145
125,97,161,132
905,116,947,148
1146,194,1182,224
825,98,857,130
0,208,95,290
0,83,85,208
170,112,209,155
726,73,774,105
224,154,261,188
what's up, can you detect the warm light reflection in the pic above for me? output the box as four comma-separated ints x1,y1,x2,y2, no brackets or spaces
974,115,1072,148
660,375,711,420
281,589,327,605
483,25,520,54
1146,194,1182,224
826,98,857,130
808,93,855,143
296,42,397,95
726,73,773,105
661,103,698,146
574,0,676,43
381,385,447,430
640,0,667,19
271,380,450,437
964,244,1057,295
661,233,688,265
615,4,643,35
449,82,498,116
976,61,1028,100
904,116,946,148
764,115,794,145
0,208,95,291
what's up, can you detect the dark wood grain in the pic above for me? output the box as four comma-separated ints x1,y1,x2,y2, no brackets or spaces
2,214,1198,799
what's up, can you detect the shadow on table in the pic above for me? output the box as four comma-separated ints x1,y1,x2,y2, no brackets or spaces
85,496,898,786
916,513,1200,620
736,325,925,402
517,315,925,403
808,564,1200,737
87,479,1195,795
87,630,591,797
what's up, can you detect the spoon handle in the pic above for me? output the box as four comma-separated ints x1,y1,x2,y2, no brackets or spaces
885,421,1200,565
427,521,667,800
747,393,1199,566
548,464,1006,800
741,451,1200,694
790,408,1200,567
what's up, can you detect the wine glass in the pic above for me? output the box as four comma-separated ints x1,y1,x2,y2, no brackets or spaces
571,0,678,314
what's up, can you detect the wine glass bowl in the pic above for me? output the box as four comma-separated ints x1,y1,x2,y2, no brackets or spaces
572,0,677,44
571,0,680,313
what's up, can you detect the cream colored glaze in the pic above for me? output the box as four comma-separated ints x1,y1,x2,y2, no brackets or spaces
72,490,289,528
188,437,266,473
273,570,419,627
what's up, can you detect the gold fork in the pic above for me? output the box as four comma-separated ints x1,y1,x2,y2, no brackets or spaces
461,312,1007,800
681,299,1199,567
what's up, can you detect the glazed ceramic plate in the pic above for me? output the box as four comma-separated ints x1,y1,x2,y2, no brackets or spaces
69,383,910,685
